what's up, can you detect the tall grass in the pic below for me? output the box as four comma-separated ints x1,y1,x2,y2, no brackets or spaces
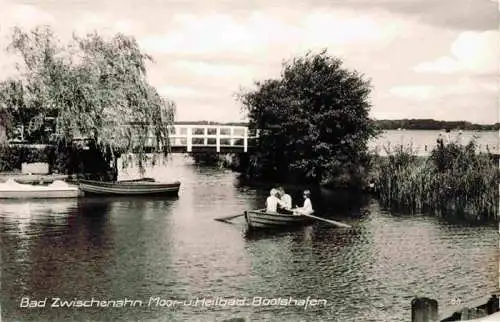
371,139,499,221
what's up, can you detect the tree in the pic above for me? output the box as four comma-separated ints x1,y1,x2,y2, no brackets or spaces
238,50,378,187
0,26,175,176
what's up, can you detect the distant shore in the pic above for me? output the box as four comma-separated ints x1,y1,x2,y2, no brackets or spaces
174,119,500,131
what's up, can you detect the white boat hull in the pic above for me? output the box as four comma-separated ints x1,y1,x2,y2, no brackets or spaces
0,179,80,199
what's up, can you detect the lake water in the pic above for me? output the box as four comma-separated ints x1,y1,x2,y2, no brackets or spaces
1,154,498,321
369,130,498,155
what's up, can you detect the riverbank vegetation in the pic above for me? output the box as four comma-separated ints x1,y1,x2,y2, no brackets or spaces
0,26,175,178
0,144,115,179
183,119,499,131
371,139,499,221
374,119,499,131
238,50,378,188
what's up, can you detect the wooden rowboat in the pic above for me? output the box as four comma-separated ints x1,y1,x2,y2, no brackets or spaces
244,209,312,229
78,179,180,196
0,179,80,199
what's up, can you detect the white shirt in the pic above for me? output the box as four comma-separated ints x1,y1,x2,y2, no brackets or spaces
280,194,292,209
266,196,279,213
296,198,313,215
303,198,313,214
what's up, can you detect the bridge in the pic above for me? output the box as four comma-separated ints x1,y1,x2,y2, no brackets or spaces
166,124,257,153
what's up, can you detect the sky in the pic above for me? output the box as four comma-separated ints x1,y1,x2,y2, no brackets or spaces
0,0,498,123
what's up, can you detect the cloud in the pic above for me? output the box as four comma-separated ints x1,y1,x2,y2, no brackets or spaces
389,85,437,101
375,90,497,124
158,84,232,101
74,13,138,34
138,9,412,114
0,3,54,44
158,85,198,98
413,31,499,74
138,10,405,57
139,13,257,55
0,3,56,79
113,20,136,34
326,0,498,31
172,60,253,79
390,78,497,102
128,0,498,31
72,12,139,37
1,4,55,30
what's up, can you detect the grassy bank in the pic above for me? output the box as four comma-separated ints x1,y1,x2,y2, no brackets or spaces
370,140,499,221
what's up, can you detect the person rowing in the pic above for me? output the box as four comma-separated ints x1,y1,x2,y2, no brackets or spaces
277,186,293,214
265,188,280,213
293,190,314,216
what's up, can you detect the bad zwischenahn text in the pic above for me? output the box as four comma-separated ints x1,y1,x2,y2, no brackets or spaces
20,296,328,310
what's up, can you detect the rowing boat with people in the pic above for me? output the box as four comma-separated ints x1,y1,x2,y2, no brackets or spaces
244,209,312,229
214,209,352,229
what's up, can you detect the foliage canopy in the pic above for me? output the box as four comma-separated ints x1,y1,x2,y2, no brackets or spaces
239,50,378,186
0,26,175,175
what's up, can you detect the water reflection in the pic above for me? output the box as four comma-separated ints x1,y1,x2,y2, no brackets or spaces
0,161,497,322
0,199,78,237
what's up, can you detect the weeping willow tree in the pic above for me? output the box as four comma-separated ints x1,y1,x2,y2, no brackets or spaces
0,26,175,177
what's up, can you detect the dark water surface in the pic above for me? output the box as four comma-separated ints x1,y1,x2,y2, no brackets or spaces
1,157,497,321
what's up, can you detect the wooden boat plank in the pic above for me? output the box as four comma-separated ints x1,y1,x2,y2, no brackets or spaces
248,214,307,224
248,219,305,226
79,183,179,191
78,180,180,196
79,179,180,188
246,210,306,219
248,219,308,226
80,185,178,195
245,210,311,229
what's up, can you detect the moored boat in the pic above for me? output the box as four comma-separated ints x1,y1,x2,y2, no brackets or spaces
0,174,70,185
0,179,80,199
244,209,312,229
78,179,180,196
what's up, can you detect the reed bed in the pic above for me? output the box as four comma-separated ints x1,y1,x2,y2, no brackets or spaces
371,139,499,221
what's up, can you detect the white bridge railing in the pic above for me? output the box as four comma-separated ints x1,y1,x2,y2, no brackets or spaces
162,124,258,152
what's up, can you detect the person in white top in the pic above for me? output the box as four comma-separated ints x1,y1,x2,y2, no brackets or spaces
277,186,293,214
293,190,313,216
265,188,280,213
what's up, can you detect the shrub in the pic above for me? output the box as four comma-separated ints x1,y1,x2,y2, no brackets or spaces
0,144,54,172
372,138,499,221
0,143,115,180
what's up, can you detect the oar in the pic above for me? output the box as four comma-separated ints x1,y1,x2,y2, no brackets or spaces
300,213,352,228
214,213,245,222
